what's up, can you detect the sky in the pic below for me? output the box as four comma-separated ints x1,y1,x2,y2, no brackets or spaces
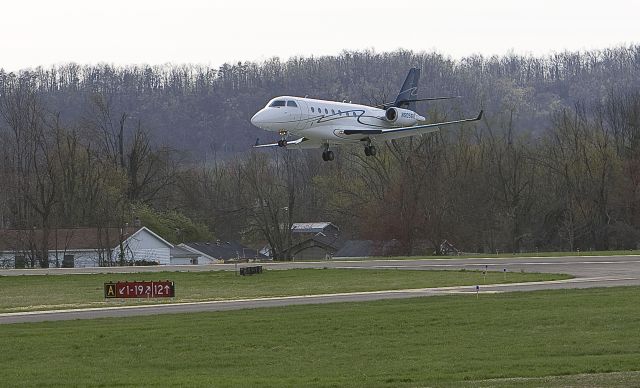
1,0,638,71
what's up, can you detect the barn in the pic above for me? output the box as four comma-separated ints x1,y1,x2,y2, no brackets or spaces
287,222,344,260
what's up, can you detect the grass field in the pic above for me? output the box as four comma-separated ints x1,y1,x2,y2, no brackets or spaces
0,269,569,313
1,286,638,387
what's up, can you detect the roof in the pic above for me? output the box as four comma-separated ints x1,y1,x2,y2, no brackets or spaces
287,235,342,255
0,227,146,251
306,233,343,249
183,241,267,260
291,222,338,234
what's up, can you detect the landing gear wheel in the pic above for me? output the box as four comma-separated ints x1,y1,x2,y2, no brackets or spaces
364,145,376,156
277,139,286,147
322,150,335,162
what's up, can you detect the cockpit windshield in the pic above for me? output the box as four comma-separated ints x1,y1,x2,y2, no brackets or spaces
269,100,286,107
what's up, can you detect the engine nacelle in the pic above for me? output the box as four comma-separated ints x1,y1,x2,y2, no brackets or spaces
384,107,424,126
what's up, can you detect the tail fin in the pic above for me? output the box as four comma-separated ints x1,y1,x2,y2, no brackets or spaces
393,68,421,111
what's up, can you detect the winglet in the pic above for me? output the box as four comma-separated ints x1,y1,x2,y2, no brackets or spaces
476,110,483,121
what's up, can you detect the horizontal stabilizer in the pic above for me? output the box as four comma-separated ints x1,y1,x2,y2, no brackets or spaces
397,96,461,105
376,96,462,109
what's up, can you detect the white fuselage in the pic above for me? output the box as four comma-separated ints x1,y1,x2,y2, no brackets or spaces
250,96,425,146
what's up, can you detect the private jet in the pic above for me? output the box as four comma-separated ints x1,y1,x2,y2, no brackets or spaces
251,68,482,161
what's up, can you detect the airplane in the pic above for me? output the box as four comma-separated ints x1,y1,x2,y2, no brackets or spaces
250,68,482,161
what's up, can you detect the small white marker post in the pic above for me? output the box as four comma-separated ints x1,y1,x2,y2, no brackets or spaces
476,285,479,299
503,268,507,281
483,265,487,283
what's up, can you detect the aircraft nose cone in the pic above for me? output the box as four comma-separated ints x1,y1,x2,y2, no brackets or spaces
251,111,262,127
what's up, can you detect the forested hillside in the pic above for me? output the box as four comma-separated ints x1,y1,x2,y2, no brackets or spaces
2,46,640,264
2,46,639,155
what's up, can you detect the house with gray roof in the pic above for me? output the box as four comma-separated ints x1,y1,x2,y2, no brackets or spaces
179,241,267,263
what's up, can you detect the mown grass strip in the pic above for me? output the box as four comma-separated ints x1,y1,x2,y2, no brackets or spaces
1,287,638,387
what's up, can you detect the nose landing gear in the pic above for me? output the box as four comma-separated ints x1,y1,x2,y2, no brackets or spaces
278,130,288,147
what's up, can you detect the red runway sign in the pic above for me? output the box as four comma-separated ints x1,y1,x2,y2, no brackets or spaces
104,281,175,298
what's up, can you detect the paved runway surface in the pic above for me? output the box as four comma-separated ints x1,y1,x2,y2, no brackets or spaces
1,255,639,324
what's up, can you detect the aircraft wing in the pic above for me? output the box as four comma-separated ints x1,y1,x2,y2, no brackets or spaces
342,110,483,141
253,137,322,150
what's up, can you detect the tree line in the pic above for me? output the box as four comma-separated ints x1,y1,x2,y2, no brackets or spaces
1,46,640,264
2,45,639,154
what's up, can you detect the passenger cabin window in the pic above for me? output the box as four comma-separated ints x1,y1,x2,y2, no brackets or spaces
311,107,315,113
324,108,328,114
269,100,286,107
338,110,342,115
287,101,297,107
331,109,335,114
318,107,321,113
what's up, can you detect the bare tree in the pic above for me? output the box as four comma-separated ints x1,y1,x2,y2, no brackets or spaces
235,152,296,260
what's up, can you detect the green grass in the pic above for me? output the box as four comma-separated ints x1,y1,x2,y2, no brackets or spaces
457,371,640,387
1,287,638,387
0,269,569,313
366,249,640,260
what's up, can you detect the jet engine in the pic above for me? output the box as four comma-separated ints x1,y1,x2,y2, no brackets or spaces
384,107,425,126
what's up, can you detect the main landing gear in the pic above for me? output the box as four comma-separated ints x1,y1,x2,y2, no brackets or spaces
364,145,377,156
322,149,335,161
322,144,335,162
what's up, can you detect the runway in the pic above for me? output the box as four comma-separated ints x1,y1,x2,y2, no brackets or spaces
1,255,639,324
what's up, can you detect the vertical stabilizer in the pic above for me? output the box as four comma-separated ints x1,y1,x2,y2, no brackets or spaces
393,68,421,111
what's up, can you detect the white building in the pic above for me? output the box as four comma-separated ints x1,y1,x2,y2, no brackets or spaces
0,226,174,268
